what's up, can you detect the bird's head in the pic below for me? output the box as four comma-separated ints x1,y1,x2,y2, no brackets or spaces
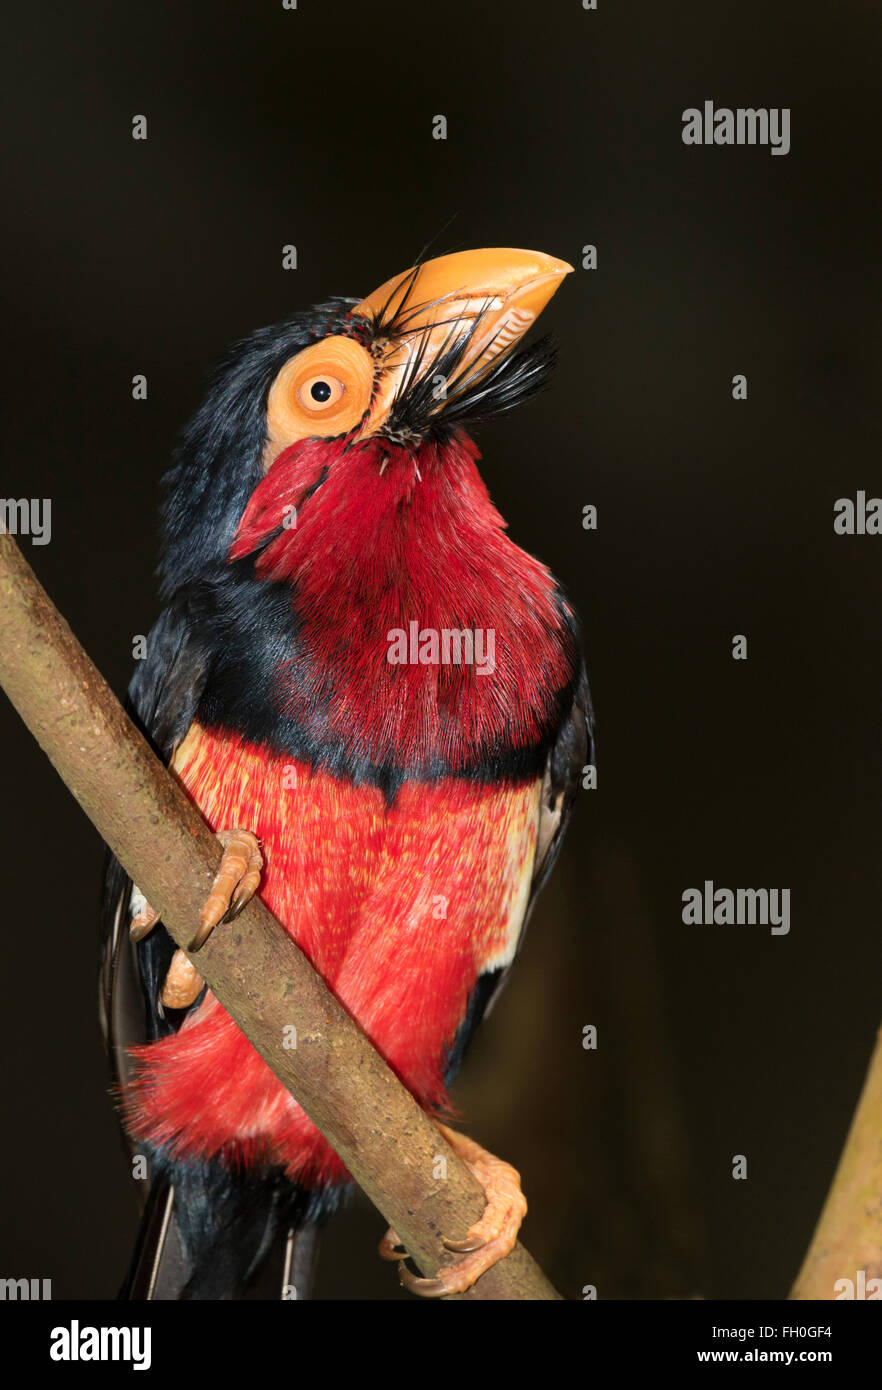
160,248,572,595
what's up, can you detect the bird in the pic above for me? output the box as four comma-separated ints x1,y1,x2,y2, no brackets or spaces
99,247,594,1300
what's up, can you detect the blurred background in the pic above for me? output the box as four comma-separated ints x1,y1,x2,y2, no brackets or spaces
1,0,879,1299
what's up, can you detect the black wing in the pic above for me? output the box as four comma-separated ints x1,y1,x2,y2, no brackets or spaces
99,591,333,1301
529,658,595,907
98,589,211,1101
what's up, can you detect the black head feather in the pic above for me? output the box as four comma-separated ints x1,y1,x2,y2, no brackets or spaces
159,298,357,597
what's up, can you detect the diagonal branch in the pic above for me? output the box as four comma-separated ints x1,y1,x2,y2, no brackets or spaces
790,1024,882,1300
0,533,560,1301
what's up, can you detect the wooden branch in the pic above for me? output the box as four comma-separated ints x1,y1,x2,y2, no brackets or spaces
791,1024,882,1299
0,533,560,1301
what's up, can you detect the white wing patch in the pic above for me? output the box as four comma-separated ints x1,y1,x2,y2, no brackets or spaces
481,777,543,973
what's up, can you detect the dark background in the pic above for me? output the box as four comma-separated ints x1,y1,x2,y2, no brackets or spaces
1,0,879,1300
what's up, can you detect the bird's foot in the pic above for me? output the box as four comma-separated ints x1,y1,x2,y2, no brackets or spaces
189,828,263,952
129,891,160,943
128,828,263,1009
382,1122,527,1297
160,949,205,1009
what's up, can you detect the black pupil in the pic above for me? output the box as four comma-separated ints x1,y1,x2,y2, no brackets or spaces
311,380,332,402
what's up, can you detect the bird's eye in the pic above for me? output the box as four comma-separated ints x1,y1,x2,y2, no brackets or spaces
265,336,373,459
298,375,345,411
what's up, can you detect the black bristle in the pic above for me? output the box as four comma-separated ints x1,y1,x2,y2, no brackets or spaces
354,264,559,443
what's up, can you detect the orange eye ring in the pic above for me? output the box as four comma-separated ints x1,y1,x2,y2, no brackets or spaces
297,374,345,412
264,335,375,462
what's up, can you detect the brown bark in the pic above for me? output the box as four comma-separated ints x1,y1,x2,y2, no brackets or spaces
0,532,560,1300
791,1026,882,1299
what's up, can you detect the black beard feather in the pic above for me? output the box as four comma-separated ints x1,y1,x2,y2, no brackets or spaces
354,266,557,443
384,326,557,443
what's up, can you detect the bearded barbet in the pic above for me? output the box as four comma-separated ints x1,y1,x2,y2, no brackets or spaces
99,248,594,1299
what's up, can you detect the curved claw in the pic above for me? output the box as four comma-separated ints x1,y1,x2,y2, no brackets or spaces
379,1243,407,1262
187,918,214,953
224,887,252,923
441,1234,487,1254
378,1229,408,1262
398,1263,447,1298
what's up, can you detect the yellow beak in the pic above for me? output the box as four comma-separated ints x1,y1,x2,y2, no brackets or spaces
353,247,573,433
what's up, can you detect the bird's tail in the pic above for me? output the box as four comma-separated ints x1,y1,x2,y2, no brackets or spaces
120,1149,335,1301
